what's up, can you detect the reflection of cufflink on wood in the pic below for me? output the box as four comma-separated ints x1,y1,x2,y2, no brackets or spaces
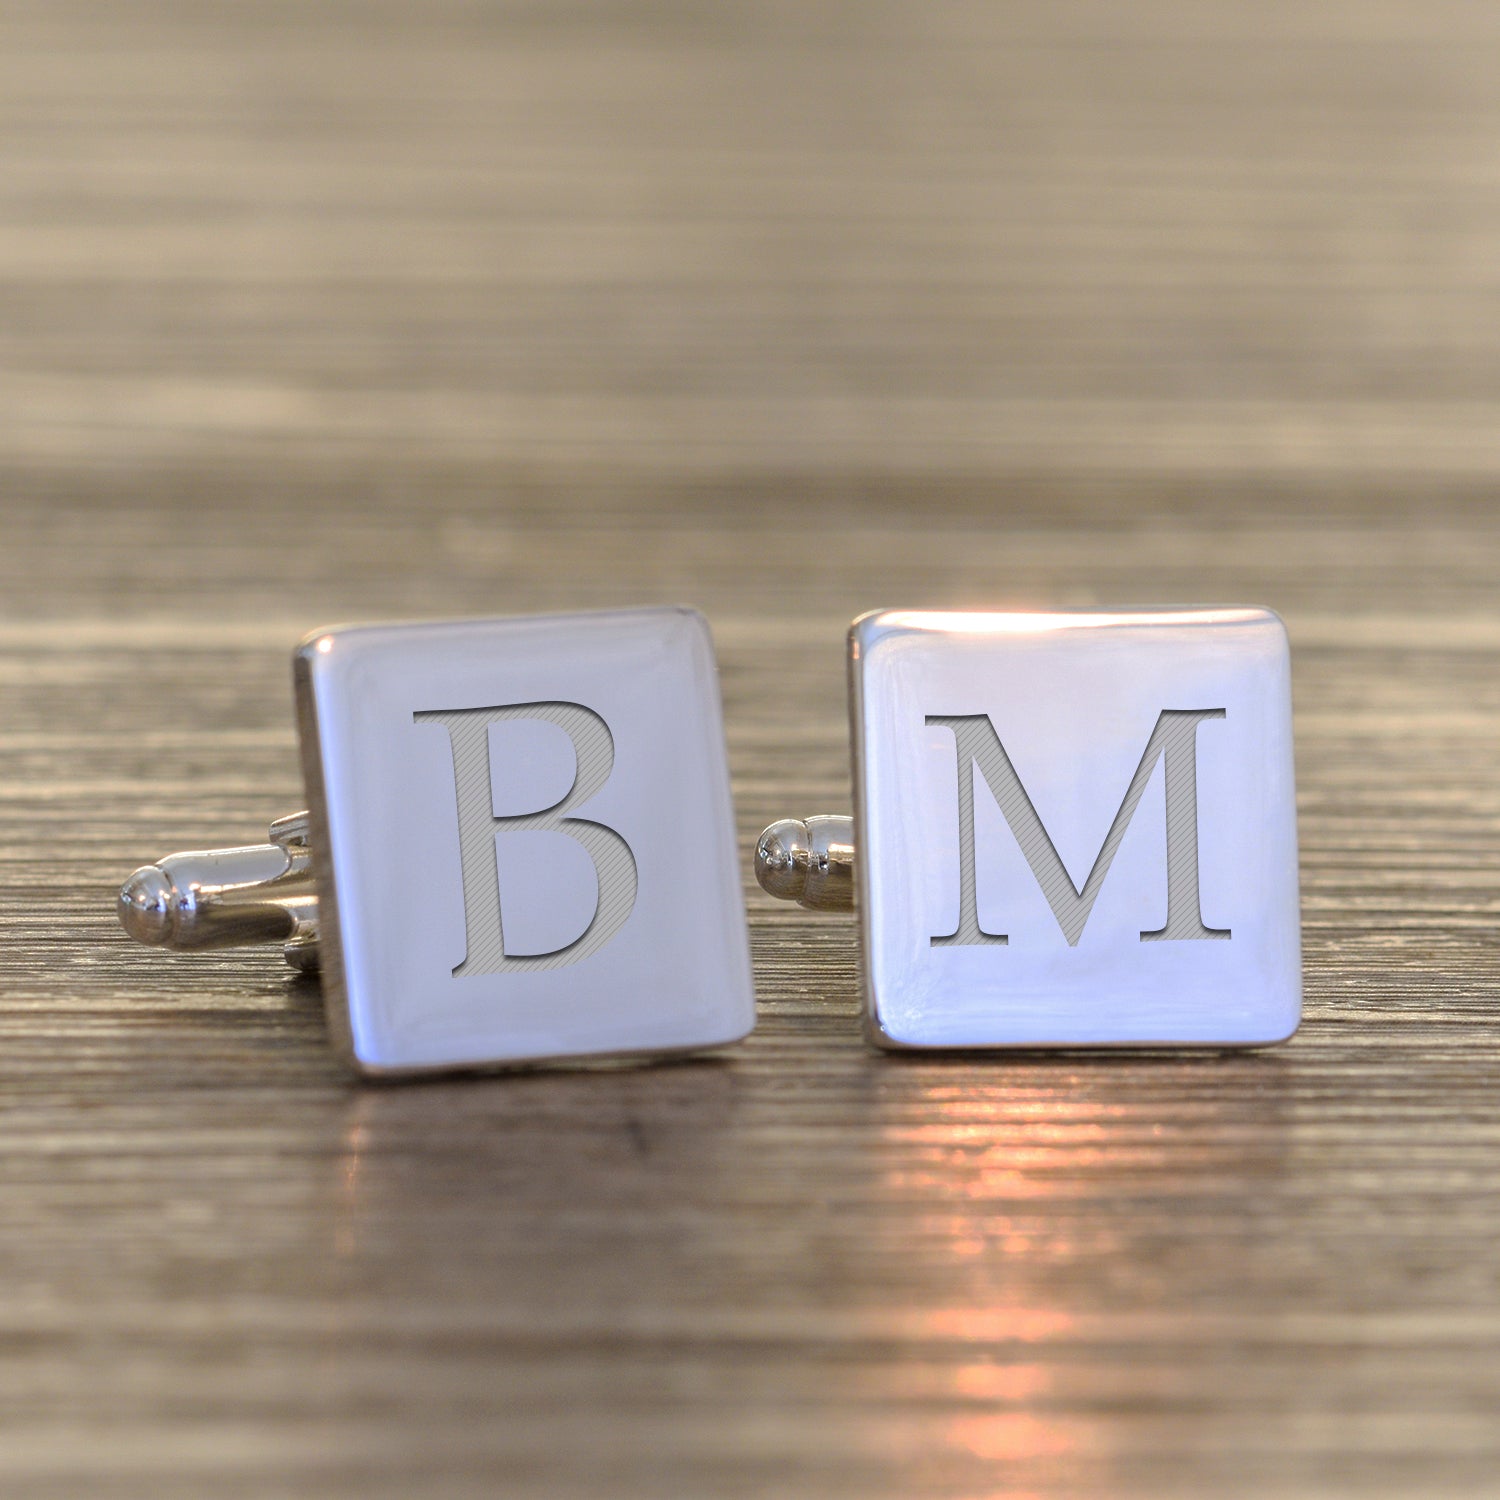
119,607,755,1078
756,608,1301,1052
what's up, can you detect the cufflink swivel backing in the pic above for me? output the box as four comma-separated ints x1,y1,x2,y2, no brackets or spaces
117,608,756,1077
754,608,1302,1050
755,816,855,914
120,812,321,973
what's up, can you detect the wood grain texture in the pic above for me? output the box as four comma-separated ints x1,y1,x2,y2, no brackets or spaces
2,1,1499,1495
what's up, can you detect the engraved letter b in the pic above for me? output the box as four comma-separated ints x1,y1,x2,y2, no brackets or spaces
413,702,638,977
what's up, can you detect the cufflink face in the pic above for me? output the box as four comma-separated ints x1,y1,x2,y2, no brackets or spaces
296,607,755,1075
850,608,1301,1048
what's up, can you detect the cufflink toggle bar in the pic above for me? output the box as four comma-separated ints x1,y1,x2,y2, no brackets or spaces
117,811,320,973
754,814,855,912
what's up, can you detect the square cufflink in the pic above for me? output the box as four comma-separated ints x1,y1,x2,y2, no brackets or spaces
119,607,756,1076
756,608,1301,1048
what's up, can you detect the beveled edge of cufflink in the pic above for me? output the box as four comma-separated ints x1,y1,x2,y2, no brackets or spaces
291,628,362,1071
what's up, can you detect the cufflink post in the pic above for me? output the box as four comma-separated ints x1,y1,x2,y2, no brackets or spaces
117,811,321,972
754,815,856,912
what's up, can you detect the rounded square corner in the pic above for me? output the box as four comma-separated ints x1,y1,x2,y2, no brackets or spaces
863,1001,917,1052
663,601,712,632
660,603,720,660
1230,603,1292,649
849,611,912,674
708,993,759,1051
294,623,354,666
1250,993,1303,1049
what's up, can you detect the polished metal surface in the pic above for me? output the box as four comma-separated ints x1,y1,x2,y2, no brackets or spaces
754,815,855,911
759,611,1304,1049
118,811,320,970
19,0,1500,1484
849,607,1301,1048
116,609,754,1075
295,607,754,1075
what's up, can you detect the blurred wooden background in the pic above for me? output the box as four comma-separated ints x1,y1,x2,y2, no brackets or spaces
2,1,1499,1495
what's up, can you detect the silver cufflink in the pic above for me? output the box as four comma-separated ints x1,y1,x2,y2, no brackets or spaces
757,608,1301,1049
119,607,755,1076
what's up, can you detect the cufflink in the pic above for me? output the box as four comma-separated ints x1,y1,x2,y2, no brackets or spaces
756,608,1301,1049
119,607,756,1076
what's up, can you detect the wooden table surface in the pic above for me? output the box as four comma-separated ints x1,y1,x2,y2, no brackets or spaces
3,2,1499,1495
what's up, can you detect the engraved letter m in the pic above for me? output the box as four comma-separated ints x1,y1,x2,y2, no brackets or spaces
927,709,1230,948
